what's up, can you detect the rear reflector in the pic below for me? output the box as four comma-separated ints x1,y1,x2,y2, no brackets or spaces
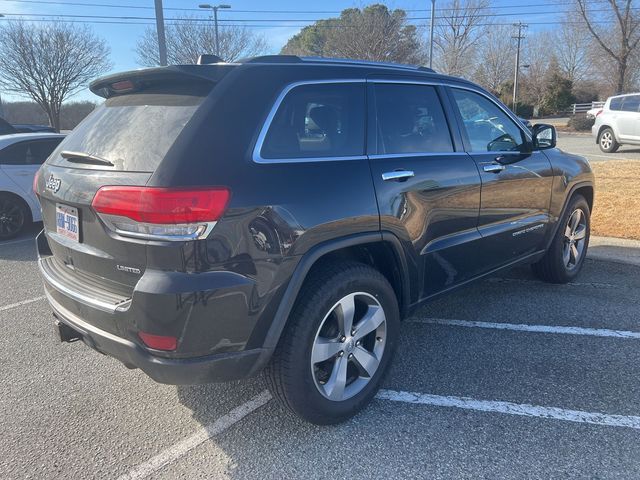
138,331,177,351
91,186,230,241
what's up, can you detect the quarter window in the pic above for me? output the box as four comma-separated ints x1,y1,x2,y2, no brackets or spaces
374,84,453,154
609,97,624,111
260,83,365,160
0,139,63,165
452,89,525,153
621,95,640,112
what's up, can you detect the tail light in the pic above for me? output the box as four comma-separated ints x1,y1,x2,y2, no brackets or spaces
595,109,603,117
33,168,41,195
91,186,230,241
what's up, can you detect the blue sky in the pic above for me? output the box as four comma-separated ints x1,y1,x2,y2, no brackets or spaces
0,0,565,101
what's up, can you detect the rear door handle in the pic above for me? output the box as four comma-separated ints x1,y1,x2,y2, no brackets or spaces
382,170,415,181
483,164,506,173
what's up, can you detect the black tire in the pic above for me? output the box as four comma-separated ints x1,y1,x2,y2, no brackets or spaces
532,194,590,283
598,127,619,153
0,194,29,240
264,261,400,425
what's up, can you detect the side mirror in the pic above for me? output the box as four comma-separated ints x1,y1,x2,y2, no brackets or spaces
532,124,556,150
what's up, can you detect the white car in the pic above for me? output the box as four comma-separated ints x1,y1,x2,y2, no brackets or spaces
592,93,640,152
0,133,65,239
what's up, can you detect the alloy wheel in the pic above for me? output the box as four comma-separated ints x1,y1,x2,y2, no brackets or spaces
563,208,587,270
600,131,613,150
0,198,25,238
310,292,387,401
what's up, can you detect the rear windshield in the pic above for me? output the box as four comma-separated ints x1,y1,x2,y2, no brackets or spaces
49,86,209,171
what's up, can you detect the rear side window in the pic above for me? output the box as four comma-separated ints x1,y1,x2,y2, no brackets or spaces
260,82,365,160
0,138,63,165
452,89,525,152
621,95,640,112
49,85,210,171
609,97,624,111
374,83,453,154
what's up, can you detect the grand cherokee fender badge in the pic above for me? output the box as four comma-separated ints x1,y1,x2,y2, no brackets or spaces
45,174,61,193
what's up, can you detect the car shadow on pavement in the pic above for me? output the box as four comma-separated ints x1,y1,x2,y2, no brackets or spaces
0,223,41,261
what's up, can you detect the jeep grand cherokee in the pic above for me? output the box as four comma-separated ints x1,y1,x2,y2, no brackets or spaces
34,55,595,424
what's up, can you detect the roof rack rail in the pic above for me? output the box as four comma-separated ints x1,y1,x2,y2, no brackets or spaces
239,55,435,73
300,56,435,73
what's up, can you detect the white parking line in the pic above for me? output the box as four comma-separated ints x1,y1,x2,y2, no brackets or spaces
0,296,46,312
0,237,35,247
377,389,640,430
118,390,272,480
408,317,640,339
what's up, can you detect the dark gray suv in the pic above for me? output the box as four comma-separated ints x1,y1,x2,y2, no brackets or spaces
34,56,594,424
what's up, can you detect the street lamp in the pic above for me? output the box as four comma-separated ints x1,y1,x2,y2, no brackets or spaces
428,0,435,69
199,4,231,58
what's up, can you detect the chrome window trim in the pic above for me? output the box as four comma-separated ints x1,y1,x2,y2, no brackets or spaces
252,79,367,164
371,78,533,142
368,152,469,160
252,77,532,164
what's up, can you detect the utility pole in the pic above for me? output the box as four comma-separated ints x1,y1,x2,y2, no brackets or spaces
512,21,527,115
154,0,168,66
199,4,232,58
428,0,436,69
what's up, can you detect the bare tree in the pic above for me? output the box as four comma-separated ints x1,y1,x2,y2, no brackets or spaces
136,17,268,65
0,21,111,131
553,18,591,83
473,24,515,93
433,0,489,77
520,31,553,111
577,0,640,93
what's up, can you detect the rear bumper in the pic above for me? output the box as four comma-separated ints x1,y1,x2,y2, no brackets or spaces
36,230,271,384
46,288,267,384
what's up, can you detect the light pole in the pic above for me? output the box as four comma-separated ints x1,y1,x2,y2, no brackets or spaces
511,21,528,115
153,0,168,66
428,0,435,69
199,4,231,58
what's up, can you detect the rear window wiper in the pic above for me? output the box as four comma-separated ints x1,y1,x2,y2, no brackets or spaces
61,150,115,167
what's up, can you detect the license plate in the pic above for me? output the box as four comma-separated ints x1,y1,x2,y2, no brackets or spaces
56,203,80,242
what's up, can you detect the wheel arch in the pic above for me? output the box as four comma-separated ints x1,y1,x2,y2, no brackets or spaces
597,124,616,142
545,181,594,251
259,232,411,356
0,189,33,224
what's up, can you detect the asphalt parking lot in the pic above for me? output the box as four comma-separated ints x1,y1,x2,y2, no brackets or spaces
2,231,640,479
557,132,640,162
3,132,640,479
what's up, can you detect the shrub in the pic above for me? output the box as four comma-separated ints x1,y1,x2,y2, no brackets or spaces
568,115,595,131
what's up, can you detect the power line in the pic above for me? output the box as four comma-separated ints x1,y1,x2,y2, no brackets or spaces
0,9,634,23
0,0,612,14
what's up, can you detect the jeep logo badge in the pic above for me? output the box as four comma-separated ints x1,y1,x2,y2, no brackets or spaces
45,174,61,193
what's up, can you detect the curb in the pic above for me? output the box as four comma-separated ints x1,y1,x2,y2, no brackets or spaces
588,236,640,266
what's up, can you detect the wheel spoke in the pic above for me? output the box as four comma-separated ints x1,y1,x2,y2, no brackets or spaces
573,224,586,241
563,243,571,266
570,243,579,264
564,224,572,238
312,338,343,364
353,306,385,341
324,355,348,400
352,346,379,378
335,293,356,336
570,210,582,234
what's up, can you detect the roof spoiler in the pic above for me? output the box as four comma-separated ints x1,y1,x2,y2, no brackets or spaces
89,65,225,99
